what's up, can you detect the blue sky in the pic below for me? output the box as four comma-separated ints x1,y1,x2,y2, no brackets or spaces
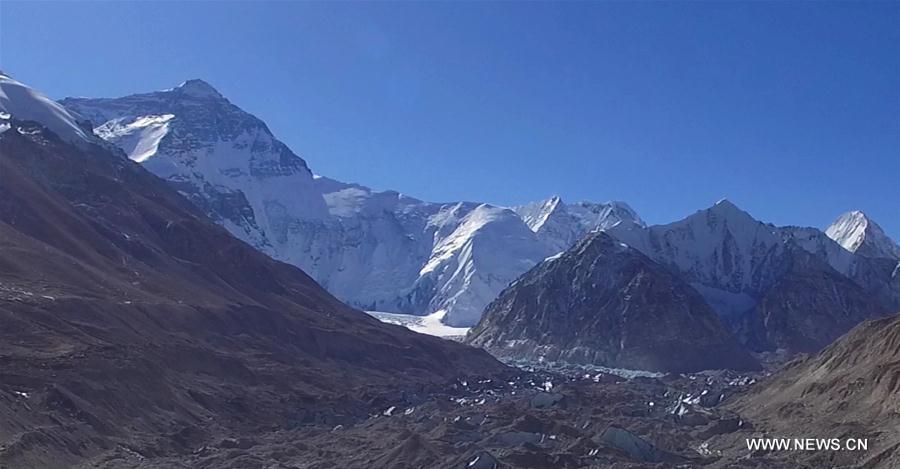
1,1,897,237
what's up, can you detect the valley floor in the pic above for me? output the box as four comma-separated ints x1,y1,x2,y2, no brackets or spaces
71,361,863,469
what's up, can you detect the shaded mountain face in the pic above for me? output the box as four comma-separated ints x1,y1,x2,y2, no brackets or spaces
780,222,900,314
733,245,887,352
605,200,890,353
0,80,506,467
466,232,759,372
728,312,900,468
61,83,642,326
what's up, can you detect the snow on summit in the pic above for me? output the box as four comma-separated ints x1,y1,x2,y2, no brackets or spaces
826,211,900,261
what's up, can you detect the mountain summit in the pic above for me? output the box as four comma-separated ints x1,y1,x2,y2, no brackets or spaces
174,78,224,98
515,196,644,253
826,210,900,261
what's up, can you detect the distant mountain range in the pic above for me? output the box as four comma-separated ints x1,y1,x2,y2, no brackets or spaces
605,200,896,353
58,79,899,351
469,200,898,370
61,79,898,334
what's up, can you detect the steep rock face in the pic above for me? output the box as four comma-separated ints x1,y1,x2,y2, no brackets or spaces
61,83,639,326
826,210,900,261
466,232,759,372
731,312,900,468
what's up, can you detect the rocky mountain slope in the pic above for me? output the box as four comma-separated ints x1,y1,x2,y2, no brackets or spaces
780,225,899,314
733,244,886,352
467,232,759,372
605,200,891,353
716,312,900,468
62,82,641,326
0,73,507,468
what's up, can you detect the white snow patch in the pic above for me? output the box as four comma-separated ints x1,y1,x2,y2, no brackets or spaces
94,114,174,163
366,310,470,338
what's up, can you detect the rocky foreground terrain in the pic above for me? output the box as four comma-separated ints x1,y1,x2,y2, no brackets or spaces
62,348,897,469
6,348,884,469
720,312,900,469
93,333,897,469
61,363,766,469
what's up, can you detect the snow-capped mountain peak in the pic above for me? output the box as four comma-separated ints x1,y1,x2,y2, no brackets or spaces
63,79,328,255
826,211,900,260
0,72,95,145
515,196,644,253
518,195,563,232
605,199,786,317
173,79,224,99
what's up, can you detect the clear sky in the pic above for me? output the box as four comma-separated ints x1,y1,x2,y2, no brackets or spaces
1,1,897,237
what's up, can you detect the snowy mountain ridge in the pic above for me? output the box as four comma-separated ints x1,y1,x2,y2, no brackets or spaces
0,72,96,145
604,199,899,320
605,199,786,316
515,196,645,253
61,79,640,326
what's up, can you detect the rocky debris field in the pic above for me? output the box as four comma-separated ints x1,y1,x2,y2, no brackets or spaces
73,361,801,469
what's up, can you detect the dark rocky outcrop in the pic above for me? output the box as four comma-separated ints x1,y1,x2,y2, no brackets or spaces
466,232,759,372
